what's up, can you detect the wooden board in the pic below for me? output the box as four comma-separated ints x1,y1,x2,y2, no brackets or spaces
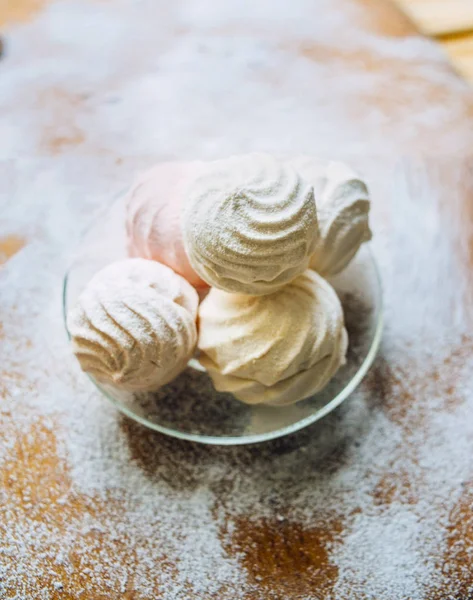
1,1,473,599
395,0,473,80
397,0,473,36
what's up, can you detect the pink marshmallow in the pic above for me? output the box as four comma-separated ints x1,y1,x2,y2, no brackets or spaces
126,161,208,290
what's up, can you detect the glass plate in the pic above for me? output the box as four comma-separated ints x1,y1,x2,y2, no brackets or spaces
63,196,383,445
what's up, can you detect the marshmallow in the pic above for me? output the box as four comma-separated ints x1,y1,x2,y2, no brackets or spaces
198,269,348,405
126,161,207,289
182,153,319,295
289,157,371,276
68,259,198,392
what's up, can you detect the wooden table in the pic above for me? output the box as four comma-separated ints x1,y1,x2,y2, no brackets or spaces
1,1,473,599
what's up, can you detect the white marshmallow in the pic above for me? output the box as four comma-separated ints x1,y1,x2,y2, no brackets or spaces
68,259,198,392
198,269,348,405
182,153,319,295
289,157,372,276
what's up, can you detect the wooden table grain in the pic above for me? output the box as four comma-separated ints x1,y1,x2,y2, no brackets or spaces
1,1,473,599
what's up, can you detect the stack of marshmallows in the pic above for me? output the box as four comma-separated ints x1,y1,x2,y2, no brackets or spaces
68,153,371,407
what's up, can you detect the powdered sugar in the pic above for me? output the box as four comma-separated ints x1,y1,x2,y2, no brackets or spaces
2,0,473,598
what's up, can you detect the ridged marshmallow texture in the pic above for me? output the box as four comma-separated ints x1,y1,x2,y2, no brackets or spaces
126,161,208,289
68,259,198,392
198,269,348,406
182,153,319,295
289,157,372,276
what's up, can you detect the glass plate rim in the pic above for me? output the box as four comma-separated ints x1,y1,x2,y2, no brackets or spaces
63,245,383,446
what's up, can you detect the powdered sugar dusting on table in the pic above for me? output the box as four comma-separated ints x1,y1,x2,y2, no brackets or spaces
1,1,473,598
